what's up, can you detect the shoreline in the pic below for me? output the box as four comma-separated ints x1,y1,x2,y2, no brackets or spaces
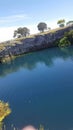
0,25,73,63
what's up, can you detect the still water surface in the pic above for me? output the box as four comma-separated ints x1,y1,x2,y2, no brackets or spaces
0,47,73,130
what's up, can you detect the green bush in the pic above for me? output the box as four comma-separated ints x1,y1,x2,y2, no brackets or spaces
59,37,71,47
64,30,73,44
0,100,11,122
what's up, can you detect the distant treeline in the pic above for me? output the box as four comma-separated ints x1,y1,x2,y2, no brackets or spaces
13,19,73,38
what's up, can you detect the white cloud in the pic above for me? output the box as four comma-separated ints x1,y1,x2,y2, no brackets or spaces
0,24,38,42
0,27,17,42
0,14,28,23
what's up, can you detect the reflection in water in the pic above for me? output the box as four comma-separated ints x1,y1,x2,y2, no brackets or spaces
0,122,7,130
0,47,73,130
0,46,73,77
0,124,38,130
0,122,2,130
1,124,73,130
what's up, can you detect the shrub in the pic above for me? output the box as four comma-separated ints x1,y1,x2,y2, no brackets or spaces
64,30,73,44
0,101,11,122
59,37,71,47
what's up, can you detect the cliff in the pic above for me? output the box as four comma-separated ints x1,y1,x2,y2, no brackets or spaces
0,25,73,63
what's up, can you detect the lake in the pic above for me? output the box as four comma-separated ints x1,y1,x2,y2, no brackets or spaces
0,47,73,130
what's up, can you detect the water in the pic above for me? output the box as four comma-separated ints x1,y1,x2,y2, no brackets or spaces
0,47,73,130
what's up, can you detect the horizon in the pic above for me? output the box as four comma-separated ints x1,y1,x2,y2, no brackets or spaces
0,0,73,42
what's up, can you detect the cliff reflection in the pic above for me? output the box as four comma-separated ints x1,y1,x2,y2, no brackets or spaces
0,47,73,77
0,123,73,130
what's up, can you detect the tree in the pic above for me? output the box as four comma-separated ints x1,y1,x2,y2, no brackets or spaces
37,22,47,32
57,19,65,27
66,21,73,26
48,27,51,30
13,30,18,38
13,27,30,38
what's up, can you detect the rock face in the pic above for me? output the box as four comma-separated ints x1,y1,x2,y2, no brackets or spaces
0,25,73,62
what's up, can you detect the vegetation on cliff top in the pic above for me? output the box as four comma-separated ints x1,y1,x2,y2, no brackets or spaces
13,27,30,38
0,20,73,63
37,22,47,32
57,19,65,27
58,30,73,47
0,100,11,122
12,19,73,38
59,37,71,47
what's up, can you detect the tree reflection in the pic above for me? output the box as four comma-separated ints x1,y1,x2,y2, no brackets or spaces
0,122,3,130
0,46,73,77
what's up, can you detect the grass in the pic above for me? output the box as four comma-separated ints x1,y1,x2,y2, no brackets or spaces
38,26,69,35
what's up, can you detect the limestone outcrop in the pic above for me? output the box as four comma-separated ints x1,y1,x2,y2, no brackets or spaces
0,26,73,63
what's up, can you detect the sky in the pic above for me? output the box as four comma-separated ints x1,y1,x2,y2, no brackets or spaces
0,0,73,42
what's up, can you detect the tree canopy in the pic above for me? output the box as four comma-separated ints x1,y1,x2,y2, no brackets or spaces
57,19,65,27
66,21,73,26
37,22,47,32
13,27,30,38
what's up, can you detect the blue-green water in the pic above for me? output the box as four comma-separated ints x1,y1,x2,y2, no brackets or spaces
0,47,73,130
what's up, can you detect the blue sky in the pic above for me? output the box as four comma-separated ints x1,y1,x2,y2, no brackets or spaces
0,0,73,41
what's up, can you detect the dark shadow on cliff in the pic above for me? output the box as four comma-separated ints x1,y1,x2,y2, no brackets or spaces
0,46,73,77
